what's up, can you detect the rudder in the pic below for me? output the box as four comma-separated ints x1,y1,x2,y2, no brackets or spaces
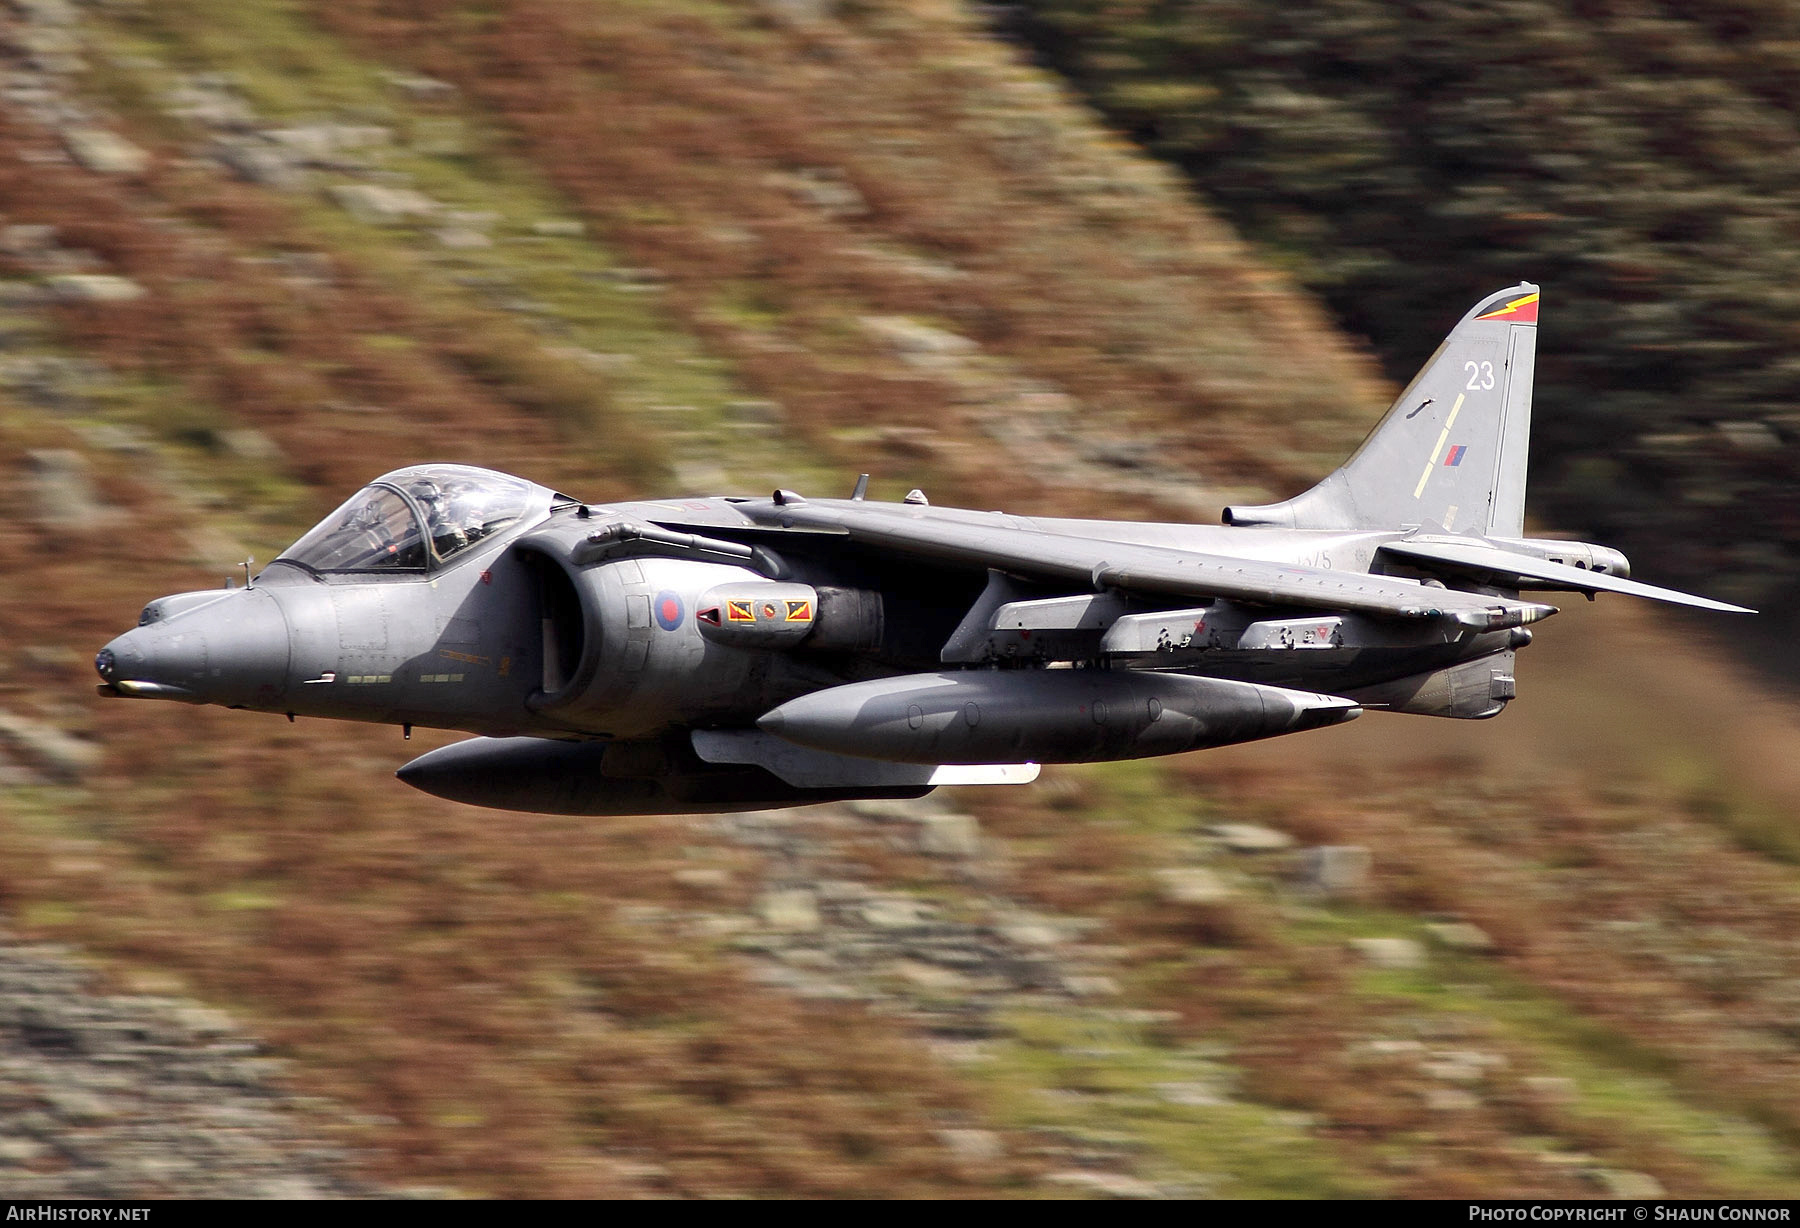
1225,284,1539,536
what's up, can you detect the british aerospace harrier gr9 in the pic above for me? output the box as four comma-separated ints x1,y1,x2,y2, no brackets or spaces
94,286,1752,813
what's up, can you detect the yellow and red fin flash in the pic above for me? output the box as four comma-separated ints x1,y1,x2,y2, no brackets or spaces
1475,290,1539,323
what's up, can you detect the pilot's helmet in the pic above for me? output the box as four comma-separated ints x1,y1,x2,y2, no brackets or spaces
407,477,443,506
350,495,386,527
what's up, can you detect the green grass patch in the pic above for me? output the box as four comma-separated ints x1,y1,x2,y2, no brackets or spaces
1285,902,1800,1195
971,1006,1377,1198
1667,757,1800,866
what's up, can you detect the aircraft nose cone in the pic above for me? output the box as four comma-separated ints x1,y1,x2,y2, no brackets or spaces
97,588,291,707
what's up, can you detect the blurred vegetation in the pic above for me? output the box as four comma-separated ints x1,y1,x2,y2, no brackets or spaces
1001,0,1800,643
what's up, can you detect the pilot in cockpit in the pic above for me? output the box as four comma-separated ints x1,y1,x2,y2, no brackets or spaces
405,478,470,558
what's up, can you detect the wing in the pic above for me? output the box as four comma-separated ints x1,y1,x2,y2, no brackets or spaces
733,499,1556,630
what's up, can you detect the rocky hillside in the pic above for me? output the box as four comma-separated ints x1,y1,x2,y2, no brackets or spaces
2,0,1798,1198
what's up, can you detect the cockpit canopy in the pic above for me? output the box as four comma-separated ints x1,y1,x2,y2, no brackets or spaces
277,465,540,574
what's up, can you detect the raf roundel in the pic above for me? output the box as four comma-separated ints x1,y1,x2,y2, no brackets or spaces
654,589,684,632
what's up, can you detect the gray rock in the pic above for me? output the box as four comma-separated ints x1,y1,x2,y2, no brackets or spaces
813,880,869,902
1593,1169,1664,1199
43,274,145,303
265,125,390,163
21,46,84,77
601,266,664,290
13,0,78,24
531,218,586,238
216,427,281,461
384,73,457,101
1042,1170,1160,1199
0,223,57,255
775,167,868,218
328,183,437,225
1425,920,1496,953
76,424,155,456
2,354,112,410
61,128,148,176
844,798,920,822
544,346,634,372
937,1127,1003,1164
166,1005,237,1039
211,138,303,190
995,915,1064,948
760,0,835,23
1153,866,1232,905
1061,974,1121,998
891,959,972,993
444,210,500,231
20,448,95,529
0,1136,48,1165
241,1176,330,1199
1419,1055,1486,1083
1422,1087,1480,1112
6,21,77,58
859,315,979,360
1210,823,1294,853
44,1088,115,1124
431,226,492,251
1716,420,1780,451
917,811,980,858
0,356,109,412
861,897,927,929
1350,937,1425,970
1522,1074,1577,1107
1298,845,1371,900
166,82,258,131
1153,1080,1228,1107
671,867,732,893
757,889,820,932
0,280,42,308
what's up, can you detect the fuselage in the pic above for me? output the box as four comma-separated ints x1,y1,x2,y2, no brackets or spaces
94,464,1563,741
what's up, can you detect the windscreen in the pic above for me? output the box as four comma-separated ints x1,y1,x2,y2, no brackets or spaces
278,486,428,572
276,465,538,575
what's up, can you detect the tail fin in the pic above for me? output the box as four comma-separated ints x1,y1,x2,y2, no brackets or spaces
1225,284,1539,536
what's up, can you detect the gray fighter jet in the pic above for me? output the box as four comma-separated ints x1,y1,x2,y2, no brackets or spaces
94,285,1752,813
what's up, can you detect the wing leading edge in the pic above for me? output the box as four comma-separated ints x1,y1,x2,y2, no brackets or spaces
740,500,1557,630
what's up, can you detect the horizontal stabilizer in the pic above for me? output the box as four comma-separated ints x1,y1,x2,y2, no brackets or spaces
1381,539,1755,614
